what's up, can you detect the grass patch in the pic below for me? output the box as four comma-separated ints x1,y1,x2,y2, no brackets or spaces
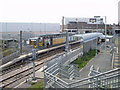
71,49,99,70
27,80,44,90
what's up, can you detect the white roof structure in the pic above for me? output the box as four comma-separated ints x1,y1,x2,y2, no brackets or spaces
106,35,113,39
29,36,42,41
29,37,39,40
74,33,104,42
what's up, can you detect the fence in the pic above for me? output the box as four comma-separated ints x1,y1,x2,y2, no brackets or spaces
1,51,20,65
46,48,83,67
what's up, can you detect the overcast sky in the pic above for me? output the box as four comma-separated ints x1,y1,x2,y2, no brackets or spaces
0,0,119,24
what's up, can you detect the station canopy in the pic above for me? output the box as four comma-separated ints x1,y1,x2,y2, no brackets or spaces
73,33,105,42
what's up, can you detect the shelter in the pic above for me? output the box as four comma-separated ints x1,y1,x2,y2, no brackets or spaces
73,33,104,53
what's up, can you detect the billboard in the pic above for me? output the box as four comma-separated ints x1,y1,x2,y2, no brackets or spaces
89,18,96,23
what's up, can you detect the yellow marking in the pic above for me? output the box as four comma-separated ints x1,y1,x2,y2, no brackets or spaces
114,60,119,61
34,45,37,48
114,63,120,65
115,55,119,56
39,43,42,46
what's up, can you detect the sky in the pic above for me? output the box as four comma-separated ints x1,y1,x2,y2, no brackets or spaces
0,0,119,24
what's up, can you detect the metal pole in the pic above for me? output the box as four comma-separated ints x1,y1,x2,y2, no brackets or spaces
105,16,107,55
32,61,36,80
96,19,98,56
76,18,79,34
62,16,64,32
20,30,22,55
32,49,36,80
96,37,98,56
65,30,69,53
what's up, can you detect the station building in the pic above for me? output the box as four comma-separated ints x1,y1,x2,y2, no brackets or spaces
62,16,112,34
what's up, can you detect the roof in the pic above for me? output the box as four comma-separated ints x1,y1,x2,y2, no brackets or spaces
106,35,113,38
73,33,104,42
29,37,39,40
0,38,17,41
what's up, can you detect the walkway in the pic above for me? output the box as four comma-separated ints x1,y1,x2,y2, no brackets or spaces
79,43,112,79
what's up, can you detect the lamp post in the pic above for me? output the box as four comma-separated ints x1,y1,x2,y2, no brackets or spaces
100,16,107,56
104,16,107,54
20,30,22,55
76,18,79,34
65,30,69,53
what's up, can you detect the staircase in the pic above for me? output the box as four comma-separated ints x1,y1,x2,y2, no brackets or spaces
114,52,120,68
44,63,120,88
60,64,80,80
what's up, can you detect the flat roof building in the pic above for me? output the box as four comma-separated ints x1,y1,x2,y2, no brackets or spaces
63,16,112,34
65,16,104,25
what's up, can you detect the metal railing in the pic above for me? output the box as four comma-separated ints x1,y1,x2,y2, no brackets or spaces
44,62,120,88
47,48,83,67
59,64,80,80
1,51,20,65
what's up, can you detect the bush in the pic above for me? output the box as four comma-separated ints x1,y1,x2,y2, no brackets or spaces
71,49,98,70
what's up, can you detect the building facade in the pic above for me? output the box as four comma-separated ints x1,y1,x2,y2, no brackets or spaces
63,16,112,34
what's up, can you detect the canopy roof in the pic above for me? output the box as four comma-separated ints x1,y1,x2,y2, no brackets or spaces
74,33,105,42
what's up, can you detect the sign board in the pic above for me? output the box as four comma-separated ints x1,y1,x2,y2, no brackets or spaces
89,18,96,23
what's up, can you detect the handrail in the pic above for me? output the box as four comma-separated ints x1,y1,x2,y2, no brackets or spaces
69,68,120,85
45,66,119,88
44,71,69,85
45,63,58,71
70,73,119,88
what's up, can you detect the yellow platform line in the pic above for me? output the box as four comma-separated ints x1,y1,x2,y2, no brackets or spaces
114,60,120,62
114,63,120,65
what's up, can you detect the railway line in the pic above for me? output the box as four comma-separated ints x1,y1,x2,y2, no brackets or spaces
0,32,106,88
1,40,81,75
1,47,64,75
0,41,81,88
0,51,65,88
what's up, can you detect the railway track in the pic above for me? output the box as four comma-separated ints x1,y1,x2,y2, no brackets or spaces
1,47,64,75
1,41,81,75
1,61,43,88
0,52,64,88
0,42,81,88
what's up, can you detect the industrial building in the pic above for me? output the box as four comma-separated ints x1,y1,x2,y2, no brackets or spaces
0,23,60,34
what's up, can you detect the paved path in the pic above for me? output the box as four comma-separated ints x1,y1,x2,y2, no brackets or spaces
79,43,112,79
